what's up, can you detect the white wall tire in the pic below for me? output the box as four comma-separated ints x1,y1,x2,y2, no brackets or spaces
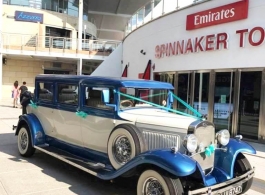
137,170,184,195
107,124,146,170
17,125,35,157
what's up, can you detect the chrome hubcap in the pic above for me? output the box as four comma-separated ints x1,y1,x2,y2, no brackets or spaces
143,177,164,195
113,136,131,164
20,131,28,150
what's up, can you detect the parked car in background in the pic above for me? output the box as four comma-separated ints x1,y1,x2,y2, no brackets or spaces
15,75,255,195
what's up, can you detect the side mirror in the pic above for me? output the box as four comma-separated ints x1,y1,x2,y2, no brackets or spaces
101,89,110,104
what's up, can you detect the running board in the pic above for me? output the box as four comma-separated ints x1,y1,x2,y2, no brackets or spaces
34,145,105,176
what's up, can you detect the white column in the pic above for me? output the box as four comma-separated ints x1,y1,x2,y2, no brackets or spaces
78,0,83,51
77,59,82,75
0,0,3,99
151,0,154,20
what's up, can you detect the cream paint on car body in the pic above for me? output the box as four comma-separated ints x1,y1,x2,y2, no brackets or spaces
118,108,197,129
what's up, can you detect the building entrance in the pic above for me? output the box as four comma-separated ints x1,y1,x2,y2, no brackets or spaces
154,69,264,142
238,71,261,140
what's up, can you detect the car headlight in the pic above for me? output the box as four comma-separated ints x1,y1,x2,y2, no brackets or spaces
216,129,230,146
183,134,198,153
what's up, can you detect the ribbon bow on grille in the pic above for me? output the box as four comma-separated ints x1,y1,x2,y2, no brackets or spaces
205,144,215,157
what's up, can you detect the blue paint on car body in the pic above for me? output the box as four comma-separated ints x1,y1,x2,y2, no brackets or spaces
16,114,46,146
45,136,196,179
215,138,256,178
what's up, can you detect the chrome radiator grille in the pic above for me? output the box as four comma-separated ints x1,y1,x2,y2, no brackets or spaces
142,131,180,150
191,122,215,171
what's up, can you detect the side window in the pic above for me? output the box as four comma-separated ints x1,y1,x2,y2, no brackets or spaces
38,82,53,101
57,83,78,105
85,87,114,110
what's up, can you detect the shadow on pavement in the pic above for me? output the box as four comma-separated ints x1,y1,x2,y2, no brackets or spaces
0,133,137,195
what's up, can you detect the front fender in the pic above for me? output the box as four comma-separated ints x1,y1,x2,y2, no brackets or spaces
215,138,256,178
15,114,45,146
99,149,196,180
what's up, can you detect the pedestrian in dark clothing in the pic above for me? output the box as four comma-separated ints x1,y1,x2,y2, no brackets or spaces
19,81,28,102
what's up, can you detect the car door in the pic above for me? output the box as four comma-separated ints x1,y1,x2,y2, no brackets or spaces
31,81,56,138
79,85,115,153
53,82,83,147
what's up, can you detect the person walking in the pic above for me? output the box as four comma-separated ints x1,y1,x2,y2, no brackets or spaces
12,81,20,108
19,81,28,102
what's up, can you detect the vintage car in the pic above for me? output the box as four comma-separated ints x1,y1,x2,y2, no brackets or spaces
15,75,255,195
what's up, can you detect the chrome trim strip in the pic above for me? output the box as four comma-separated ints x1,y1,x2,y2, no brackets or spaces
34,146,98,176
188,167,255,195
188,120,214,134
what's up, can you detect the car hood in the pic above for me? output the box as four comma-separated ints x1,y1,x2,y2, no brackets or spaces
118,108,199,129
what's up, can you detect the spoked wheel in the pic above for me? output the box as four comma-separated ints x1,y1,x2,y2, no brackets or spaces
234,153,253,194
137,170,184,195
113,135,133,165
108,124,146,170
17,125,35,157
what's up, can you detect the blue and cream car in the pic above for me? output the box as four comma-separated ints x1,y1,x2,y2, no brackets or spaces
15,75,255,195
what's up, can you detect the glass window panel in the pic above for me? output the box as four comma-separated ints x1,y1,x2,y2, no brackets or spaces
38,82,53,101
131,14,137,31
238,71,261,140
144,2,152,23
137,8,144,27
153,0,162,19
193,73,210,117
57,84,78,105
10,0,29,6
164,0,177,14
85,87,114,110
42,0,52,10
213,72,234,132
154,0,161,7
67,0,78,17
177,73,191,113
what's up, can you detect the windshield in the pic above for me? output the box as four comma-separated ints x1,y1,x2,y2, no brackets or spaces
119,88,170,110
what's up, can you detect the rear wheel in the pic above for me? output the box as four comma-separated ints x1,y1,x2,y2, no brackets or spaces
137,169,184,195
234,153,253,194
17,125,35,157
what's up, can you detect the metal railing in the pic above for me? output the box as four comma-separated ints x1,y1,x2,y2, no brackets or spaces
125,0,208,36
1,33,121,56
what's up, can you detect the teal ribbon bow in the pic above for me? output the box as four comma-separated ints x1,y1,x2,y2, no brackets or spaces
205,144,215,157
29,100,38,109
76,111,88,118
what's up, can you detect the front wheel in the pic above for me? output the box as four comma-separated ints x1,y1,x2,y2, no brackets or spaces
107,124,146,170
17,125,35,157
137,169,184,195
234,153,253,194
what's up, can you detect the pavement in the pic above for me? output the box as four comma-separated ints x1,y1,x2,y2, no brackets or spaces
0,98,265,195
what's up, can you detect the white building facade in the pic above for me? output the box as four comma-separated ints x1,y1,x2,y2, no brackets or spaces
119,0,265,142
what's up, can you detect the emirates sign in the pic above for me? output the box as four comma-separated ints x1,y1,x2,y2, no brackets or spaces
186,0,249,30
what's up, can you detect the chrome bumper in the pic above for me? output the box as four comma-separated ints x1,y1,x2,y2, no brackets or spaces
188,167,255,195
